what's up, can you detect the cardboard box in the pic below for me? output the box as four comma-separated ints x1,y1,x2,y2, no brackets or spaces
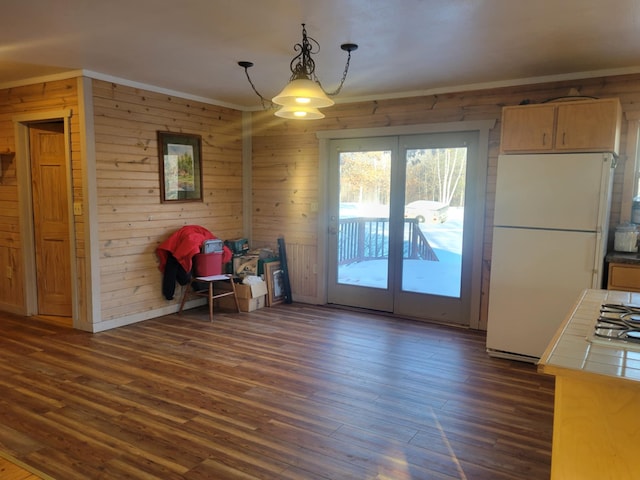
233,255,260,277
235,281,268,299
238,295,266,312
214,280,267,312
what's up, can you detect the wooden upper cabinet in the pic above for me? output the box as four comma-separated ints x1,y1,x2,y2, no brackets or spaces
500,98,622,154
500,104,556,152
555,99,622,152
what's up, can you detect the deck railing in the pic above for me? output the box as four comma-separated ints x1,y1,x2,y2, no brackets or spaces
337,217,438,265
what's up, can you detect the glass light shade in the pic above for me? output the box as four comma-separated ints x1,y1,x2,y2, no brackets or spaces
272,78,334,108
274,105,325,120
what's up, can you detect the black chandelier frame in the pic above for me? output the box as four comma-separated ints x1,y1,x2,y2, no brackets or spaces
238,24,358,110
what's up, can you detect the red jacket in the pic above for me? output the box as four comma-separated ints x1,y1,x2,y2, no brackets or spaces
156,225,232,273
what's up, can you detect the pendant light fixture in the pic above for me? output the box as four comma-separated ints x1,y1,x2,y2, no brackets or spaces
273,105,325,120
239,24,358,120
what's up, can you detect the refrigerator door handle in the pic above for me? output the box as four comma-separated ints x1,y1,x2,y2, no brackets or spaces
591,229,603,288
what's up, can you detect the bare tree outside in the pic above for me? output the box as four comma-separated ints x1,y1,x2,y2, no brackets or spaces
405,148,467,206
339,148,466,208
339,151,391,206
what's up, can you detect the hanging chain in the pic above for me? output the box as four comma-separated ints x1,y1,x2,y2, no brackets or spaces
240,64,275,109
314,48,353,97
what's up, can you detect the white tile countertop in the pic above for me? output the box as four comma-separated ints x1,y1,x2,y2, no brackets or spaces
538,289,640,384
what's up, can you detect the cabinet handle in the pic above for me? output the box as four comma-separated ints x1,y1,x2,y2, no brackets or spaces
542,133,546,145
562,132,566,145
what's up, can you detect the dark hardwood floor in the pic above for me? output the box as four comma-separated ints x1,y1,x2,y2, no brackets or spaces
0,303,554,479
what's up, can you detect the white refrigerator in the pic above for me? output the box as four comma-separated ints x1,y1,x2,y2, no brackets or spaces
486,152,615,361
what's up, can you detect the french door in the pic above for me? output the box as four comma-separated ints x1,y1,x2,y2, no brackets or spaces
327,131,480,325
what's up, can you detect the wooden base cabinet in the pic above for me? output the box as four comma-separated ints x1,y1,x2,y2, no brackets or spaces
607,262,640,292
500,98,622,154
550,373,640,479
539,289,640,480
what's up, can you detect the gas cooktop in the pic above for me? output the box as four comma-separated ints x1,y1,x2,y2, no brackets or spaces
587,303,640,352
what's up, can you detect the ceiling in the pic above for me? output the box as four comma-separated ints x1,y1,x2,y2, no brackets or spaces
2,0,640,110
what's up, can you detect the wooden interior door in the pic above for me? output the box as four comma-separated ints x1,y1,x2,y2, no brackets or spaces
30,122,72,317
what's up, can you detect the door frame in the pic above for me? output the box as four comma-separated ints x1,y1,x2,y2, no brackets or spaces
13,109,78,320
326,136,397,312
317,120,495,329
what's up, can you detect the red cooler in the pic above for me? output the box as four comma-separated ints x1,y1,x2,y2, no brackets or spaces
193,252,223,276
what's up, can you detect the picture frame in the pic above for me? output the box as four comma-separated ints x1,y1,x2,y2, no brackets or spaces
158,131,203,203
264,261,285,306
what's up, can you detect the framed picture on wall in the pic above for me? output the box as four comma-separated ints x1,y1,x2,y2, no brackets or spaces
264,261,285,306
158,131,203,203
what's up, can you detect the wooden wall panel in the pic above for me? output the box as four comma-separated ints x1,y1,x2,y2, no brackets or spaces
0,245,23,309
250,73,640,328
91,80,243,324
285,243,317,300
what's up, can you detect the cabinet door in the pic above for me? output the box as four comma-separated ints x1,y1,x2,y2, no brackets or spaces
608,263,640,292
500,104,555,153
556,99,621,152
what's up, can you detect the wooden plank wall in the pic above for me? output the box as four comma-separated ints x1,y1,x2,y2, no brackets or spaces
0,79,82,314
250,115,320,301
91,80,244,324
3,73,640,331
250,73,640,328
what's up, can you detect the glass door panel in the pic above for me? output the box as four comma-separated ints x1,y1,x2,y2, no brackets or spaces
402,147,467,298
392,132,479,324
327,137,396,312
337,150,391,289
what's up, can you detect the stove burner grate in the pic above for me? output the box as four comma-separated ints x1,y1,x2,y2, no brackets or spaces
594,304,640,344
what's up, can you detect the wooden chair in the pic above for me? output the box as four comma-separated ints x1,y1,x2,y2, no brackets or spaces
178,274,240,321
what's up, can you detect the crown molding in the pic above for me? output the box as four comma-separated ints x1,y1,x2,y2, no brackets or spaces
3,65,640,112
